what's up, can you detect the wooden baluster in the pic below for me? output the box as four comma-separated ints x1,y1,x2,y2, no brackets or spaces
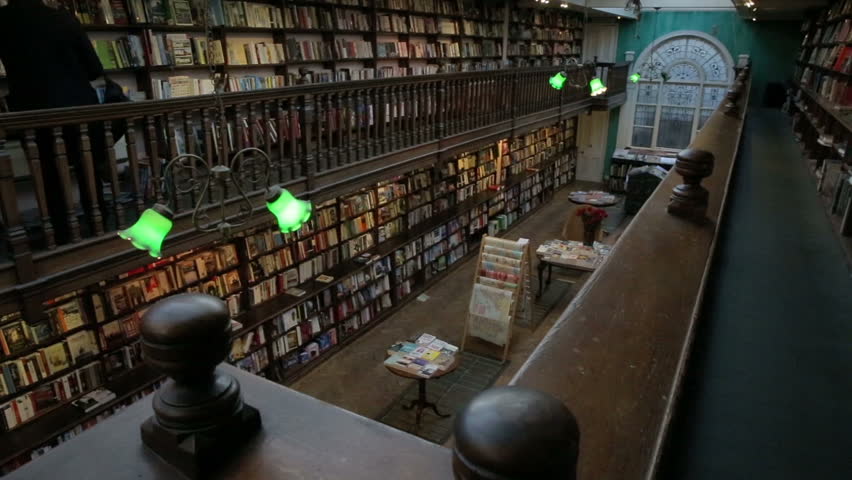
414,83,424,145
333,93,343,167
288,99,300,178
445,79,454,136
103,121,126,230
368,87,378,157
430,82,439,139
201,108,215,205
437,81,446,139
326,93,336,169
276,103,289,181
0,129,34,278
345,91,355,164
164,113,182,210
391,85,401,150
79,123,105,236
146,115,163,204
52,127,82,242
125,118,144,216
356,89,365,161
262,102,277,183
182,111,199,207
468,78,476,131
302,94,316,191
379,86,390,154
407,84,416,146
23,129,55,248
315,93,327,173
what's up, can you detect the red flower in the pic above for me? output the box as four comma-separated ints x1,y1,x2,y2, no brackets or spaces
577,206,608,226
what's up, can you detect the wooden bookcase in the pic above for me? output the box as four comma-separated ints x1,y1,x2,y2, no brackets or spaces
0,116,578,474
0,0,585,100
790,0,852,242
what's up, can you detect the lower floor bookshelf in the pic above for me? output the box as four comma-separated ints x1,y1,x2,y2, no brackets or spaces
0,120,577,474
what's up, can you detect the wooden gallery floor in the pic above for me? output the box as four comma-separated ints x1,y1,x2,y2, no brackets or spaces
291,184,630,424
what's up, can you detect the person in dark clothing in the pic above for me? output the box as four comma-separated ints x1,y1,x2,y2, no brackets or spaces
0,0,107,243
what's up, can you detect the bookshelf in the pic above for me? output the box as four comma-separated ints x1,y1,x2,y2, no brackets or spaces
0,112,578,474
790,0,852,250
0,0,586,99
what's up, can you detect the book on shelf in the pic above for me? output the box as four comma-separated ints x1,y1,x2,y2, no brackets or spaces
227,41,285,65
92,36,146,69
71,388,116,413
284,5,334,30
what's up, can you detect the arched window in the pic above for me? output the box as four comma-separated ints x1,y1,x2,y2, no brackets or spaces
628,32,733,150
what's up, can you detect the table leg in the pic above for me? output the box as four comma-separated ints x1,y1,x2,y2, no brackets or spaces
402,379,450,426
537,260,545,298
547,264,553,287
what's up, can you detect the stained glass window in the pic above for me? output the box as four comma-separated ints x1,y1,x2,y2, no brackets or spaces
628,34,732,150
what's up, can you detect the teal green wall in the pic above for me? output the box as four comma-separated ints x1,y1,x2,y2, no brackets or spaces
603,11,801,177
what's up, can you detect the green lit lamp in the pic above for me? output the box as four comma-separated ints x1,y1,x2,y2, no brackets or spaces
589,77,607,96
549,71,568,90
629,73,641,83
118,204,174,259
266,185,312,233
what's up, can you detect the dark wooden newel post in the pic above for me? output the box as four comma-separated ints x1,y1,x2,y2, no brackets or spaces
452,386,580,480
140,293,261,479
667,148,715,223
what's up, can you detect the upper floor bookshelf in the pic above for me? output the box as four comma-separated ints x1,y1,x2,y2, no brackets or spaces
0,0,586,100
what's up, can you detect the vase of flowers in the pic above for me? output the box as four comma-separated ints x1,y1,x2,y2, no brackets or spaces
577,206,608,246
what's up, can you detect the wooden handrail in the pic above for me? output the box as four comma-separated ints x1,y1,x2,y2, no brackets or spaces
501,66,752,479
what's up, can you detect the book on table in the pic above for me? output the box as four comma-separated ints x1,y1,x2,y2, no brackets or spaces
384,333,458,378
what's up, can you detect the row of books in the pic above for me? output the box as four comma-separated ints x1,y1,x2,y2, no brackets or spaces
376,0,462,15
802,18,852,46
228,42,286,65
283,6,370,31
62,0,196,26
510,9,583,28
92,37,146,69
801,44,852,73
507,42,582,56
0,362,106,432
0,305,84,359
212,0,285,29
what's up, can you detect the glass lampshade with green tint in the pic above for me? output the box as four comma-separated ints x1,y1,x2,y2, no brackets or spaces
589,77,607,96
266,185,312,233
630,73,641,83
118,204,174,258
549,71,567,90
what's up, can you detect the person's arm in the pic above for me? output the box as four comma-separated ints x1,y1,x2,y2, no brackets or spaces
66,11,103,80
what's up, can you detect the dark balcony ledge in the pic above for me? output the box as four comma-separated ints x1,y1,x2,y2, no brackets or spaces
3,364,454,480
508,81,751,478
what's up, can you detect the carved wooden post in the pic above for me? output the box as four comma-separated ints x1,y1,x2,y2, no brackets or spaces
0,129,35,280
79,123,105,236
23,128,55,248
724,87,741,117
667,148,715,222
140,293,261,479
453,386,580,480
302,94,316,191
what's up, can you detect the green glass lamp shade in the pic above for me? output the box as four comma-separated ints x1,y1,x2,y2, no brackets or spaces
589,77,607,96
630,73,641,83
549,71,567,90
118,204,174,258
266,186,312,233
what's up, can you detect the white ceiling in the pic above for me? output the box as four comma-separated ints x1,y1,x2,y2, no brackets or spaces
730,0,830,20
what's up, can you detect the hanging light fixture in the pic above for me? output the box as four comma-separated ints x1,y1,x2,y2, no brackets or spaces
118,204,174,258
117,4,311,257
589,77,607,96
266,186,313,233
549,71,568,90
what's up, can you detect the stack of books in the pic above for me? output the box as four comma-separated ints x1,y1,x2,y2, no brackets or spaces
384,333,458,378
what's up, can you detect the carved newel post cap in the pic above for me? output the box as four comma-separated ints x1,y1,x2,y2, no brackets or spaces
452,386,580,480
140,293,261,479
142,293,231,379
667,149,715,222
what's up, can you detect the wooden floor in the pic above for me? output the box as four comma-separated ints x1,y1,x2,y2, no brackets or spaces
290,184,630,423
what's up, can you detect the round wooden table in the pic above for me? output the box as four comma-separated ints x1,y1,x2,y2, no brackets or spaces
384,355,460,427
568,190,618,207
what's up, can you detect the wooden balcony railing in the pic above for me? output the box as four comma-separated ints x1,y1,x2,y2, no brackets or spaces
0,63,627,292
5,63,750,480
